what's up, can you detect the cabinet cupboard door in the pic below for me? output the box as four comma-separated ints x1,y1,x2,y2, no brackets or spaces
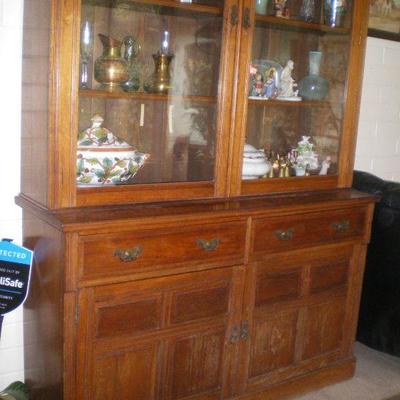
73,0,239,206
237,245,355,395
76,267,243,400
228,0,366,196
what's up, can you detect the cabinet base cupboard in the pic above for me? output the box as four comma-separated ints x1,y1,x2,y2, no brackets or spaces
18,190,376,399
19,0,375,398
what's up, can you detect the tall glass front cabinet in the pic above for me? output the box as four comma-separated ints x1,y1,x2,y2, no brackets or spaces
19,0,375,399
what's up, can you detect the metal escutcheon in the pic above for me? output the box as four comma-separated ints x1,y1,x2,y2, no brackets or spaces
197,238,220,252
332,220,350,232
114,246,143,262
274,228,294,241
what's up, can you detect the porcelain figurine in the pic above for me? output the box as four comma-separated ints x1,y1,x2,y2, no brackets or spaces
294,135,319,173
77,114,149,185
277,60,302,101
274,0,287,17
319,156,331,175
242,144,271,179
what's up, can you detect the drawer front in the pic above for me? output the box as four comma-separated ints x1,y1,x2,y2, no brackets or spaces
80,220,247,281
252,208,366,256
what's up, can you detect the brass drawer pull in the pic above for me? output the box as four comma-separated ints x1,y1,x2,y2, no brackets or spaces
332,220,350,232
274,228,294,241
197,238,220,252
114,246,143,262
230,4,239,26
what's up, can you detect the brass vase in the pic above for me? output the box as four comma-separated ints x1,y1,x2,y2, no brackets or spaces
94,34,129,92
151,52,174,94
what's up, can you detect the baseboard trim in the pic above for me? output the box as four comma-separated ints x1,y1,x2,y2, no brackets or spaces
237,358,356,400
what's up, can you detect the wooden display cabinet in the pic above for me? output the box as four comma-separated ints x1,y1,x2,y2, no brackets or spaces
18,0,376,399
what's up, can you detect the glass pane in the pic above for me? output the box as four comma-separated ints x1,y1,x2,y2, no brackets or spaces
243,0,352,180
77,0,223,186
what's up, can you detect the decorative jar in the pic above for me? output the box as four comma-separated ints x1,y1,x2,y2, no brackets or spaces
242,144,271,179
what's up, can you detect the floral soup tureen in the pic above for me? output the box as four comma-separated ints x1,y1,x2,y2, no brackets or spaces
77,114,149,185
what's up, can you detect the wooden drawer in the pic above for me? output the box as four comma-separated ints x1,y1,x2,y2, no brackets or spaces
252,208,367,256
79,220,247,281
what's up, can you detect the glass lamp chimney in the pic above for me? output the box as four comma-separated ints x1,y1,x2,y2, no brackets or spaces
161,31,169,54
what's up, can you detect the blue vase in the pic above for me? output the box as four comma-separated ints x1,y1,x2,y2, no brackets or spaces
298,51,329,101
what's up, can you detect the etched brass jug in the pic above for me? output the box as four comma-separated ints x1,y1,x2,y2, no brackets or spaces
94,34,129,91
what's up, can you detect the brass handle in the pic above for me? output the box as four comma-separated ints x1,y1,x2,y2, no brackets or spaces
230,4,239,26
229,325,240,343
197,238,220,252
240,321,249,341
274,228,294,241
114,246,143,262
243,7,251,29
332,220,350,232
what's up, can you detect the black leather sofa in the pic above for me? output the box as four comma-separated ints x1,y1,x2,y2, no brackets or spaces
353,170,400,357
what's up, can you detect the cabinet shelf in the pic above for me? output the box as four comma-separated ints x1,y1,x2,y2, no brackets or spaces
255,15,350,34
84,0,222,15
79,89,217,104
248,98,329,107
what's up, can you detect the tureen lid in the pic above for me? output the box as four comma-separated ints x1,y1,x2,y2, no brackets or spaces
243,143,266,159
77,114,135,150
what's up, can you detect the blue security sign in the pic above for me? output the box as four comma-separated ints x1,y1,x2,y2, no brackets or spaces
0,239,33,316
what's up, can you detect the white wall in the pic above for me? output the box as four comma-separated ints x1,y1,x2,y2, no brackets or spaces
0,4,399,387
0,0,24,389
355,37,400,181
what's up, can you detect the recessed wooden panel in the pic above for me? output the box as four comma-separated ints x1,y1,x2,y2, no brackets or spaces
81,221,246,281
249,311,298,378
93,345,157,400
310,260,348,294
303,296,346,360
171,286,229,324
169,331,224,399
96,298,161,338
255,269,301,307
252,208,366,256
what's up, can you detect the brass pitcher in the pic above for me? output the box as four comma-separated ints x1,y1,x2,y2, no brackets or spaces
151,52,174,94
94,34,129,91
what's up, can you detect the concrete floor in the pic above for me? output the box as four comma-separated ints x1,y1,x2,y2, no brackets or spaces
295,343,400,400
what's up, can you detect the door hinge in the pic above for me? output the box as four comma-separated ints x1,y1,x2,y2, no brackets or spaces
230,4,239,26
229,324,240,343
243,7,251,29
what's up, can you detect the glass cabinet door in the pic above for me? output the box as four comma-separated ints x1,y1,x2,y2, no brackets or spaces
76,0,233,202
234,0,354,194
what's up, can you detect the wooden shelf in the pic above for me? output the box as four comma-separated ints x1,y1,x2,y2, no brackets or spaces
84,0,222,15
255,15,350,34
79,89,217,104
248,97,329,107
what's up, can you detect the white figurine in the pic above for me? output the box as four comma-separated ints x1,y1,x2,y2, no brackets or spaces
277,60,302,101
319,156,331,175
